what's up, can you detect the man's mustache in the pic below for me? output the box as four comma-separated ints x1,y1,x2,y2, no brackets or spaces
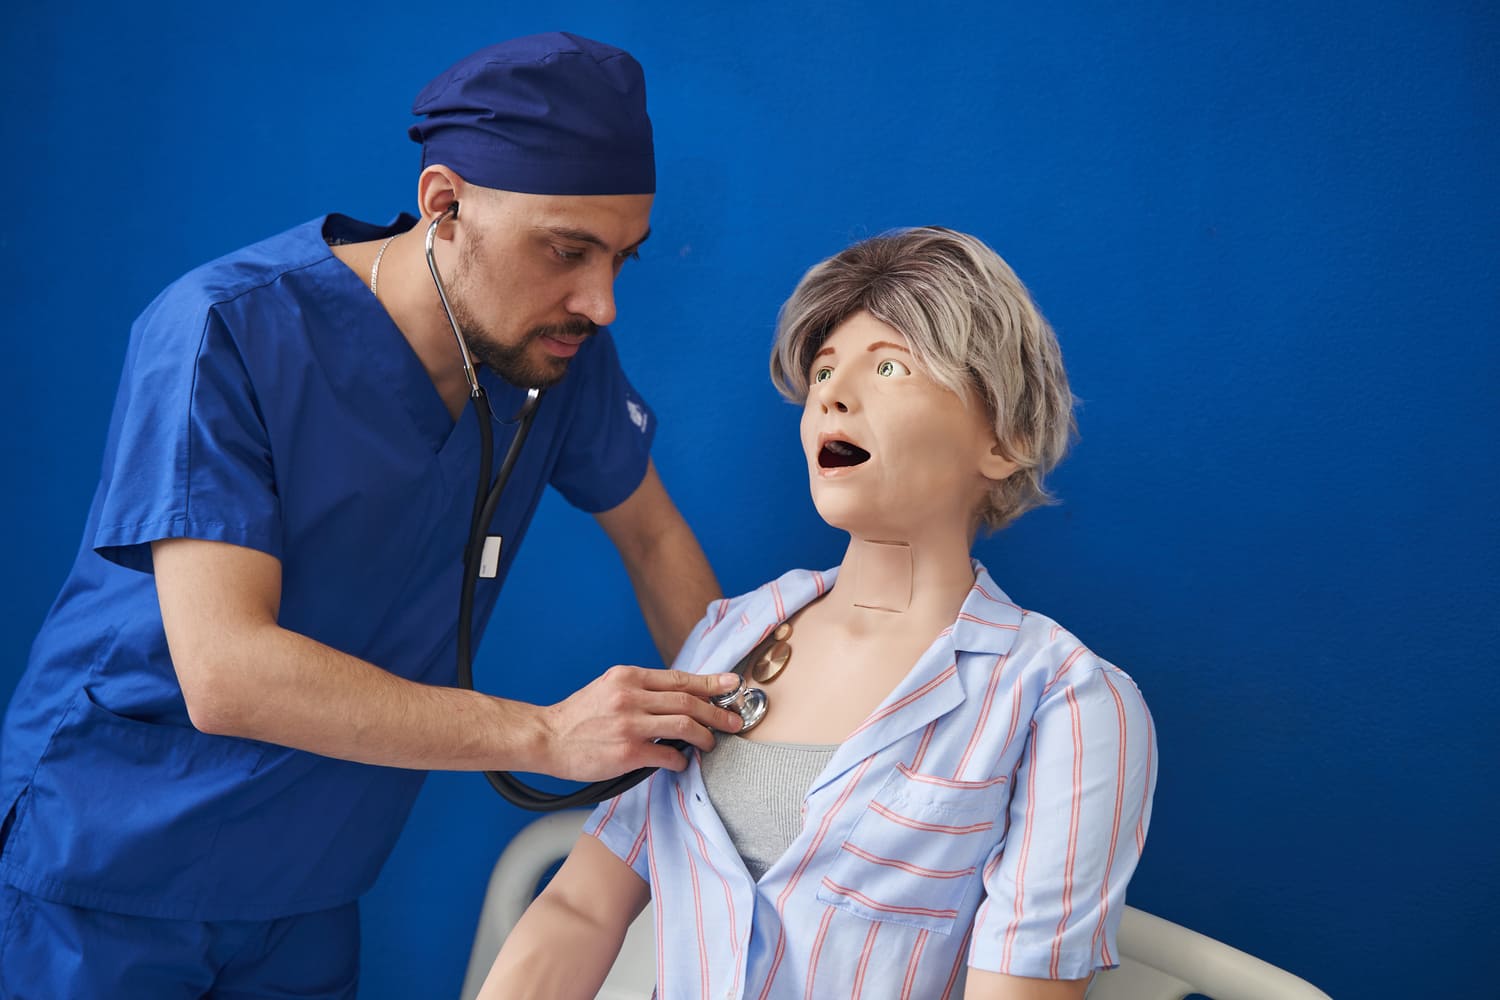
530,319,598,342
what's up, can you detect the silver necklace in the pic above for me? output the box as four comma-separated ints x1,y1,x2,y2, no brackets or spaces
369,234,398,295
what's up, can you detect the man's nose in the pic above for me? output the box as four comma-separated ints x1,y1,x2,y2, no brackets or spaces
568,268,617,327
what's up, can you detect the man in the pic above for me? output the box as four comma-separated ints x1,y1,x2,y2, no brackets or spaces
0,32,740,997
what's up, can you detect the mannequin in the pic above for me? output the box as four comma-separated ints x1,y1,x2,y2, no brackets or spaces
482,227,1157,1000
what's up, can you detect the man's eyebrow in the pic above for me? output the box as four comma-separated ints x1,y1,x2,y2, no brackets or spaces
812,345,837,361
540,226,653,253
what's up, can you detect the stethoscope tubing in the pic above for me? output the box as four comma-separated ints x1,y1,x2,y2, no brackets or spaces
428,205,670,811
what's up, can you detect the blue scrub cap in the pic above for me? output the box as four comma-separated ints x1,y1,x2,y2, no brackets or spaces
408,32,655,196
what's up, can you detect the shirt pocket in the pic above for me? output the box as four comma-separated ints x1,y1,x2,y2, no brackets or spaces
816,763,1008,934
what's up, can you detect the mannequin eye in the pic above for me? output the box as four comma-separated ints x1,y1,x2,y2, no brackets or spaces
876,358,912,378
812,367,833,383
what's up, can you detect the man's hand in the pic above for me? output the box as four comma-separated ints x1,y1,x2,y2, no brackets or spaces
539,667,744,779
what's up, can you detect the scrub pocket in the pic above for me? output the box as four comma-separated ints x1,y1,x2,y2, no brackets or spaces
6,686,270,908
817,762,1008,934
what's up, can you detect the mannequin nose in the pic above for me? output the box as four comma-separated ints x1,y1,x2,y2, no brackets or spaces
813,373,854,414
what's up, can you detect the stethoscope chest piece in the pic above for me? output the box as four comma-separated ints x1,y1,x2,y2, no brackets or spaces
712,677,768,734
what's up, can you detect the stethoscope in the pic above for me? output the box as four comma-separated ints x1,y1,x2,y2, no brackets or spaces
426,203,769,811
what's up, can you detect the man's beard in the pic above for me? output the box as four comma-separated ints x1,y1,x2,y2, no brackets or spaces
447,231,596,388
456,312,596,389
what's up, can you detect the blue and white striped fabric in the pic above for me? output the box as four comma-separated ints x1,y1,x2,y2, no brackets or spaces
588,563,1157,999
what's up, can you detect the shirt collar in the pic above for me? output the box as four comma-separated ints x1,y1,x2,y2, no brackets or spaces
944,560,1025,657
718,561,1024,796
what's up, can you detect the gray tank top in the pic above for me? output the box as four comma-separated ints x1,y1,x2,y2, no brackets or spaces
698,735,838,881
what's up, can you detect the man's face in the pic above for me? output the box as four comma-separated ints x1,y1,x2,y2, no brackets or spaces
447,190,653,387
799,311,1002,539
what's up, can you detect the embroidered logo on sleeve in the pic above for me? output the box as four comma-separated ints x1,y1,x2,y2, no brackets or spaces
626,399,649,434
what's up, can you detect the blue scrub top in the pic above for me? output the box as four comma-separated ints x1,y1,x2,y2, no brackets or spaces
0,214,656,920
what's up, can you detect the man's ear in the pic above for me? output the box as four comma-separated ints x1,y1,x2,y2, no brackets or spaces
416,166,464,227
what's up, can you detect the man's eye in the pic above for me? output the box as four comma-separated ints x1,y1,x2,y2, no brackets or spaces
617,248,641,262
812,367,833,383
552,246,585,262
877,359,911,377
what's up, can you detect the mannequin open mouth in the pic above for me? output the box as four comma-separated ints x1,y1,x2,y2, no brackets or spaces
819,439,871,469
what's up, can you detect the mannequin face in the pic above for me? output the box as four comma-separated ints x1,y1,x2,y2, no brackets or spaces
799,311,1013,540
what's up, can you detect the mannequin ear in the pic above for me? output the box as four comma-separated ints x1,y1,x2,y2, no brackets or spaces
979,439,1021,483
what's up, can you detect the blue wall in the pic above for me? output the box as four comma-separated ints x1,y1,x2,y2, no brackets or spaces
3,3,1495,997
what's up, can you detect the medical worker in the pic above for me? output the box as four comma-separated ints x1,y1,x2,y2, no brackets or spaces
483,228,1157,999
0,33,743,997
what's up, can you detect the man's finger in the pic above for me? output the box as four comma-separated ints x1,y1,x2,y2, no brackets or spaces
638,668,740,694
648,716,718,754
635,742,692,773
644,689,743,734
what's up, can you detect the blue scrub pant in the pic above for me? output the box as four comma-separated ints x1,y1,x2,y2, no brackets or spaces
0,883,358,999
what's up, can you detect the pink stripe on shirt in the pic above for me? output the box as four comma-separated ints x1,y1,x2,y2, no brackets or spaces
758,757,877,1000
910,722,938,771
1051,686,1085,979
900,929,930,999
940,924,973,1000
805,905,837,1000
973,583,1022,611
955,612,1021,631
1004,680,1023,757
1000,721,1041,973
849,664,958,740
625,824,647,868
592,793,623,838
1137,703,1156,856
1040,645,1089,699
869,800,993,836
643,780,667,997
676,782,743,997
838,841,977,880
820,877,960,921
851,920,881,998
681,821,710,996
955,653,1008,779
896,762,1007,790
1091,670,1131,965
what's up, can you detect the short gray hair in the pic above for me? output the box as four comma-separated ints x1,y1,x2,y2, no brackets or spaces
770,227,1076,530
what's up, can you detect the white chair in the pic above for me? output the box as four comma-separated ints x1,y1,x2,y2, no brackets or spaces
459,810,655,1000
462,810,1333,1000
1086,908,1332,1000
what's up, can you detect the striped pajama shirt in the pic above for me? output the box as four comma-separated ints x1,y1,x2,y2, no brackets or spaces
588,563,1157,999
